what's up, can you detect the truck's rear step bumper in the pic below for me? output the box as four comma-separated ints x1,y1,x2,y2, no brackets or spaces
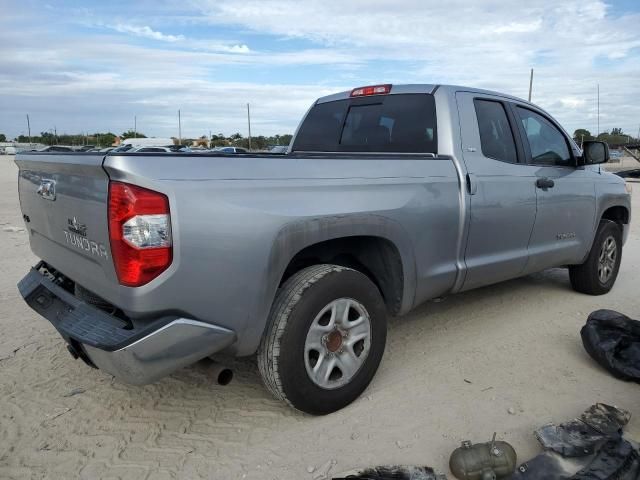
18,266,236,385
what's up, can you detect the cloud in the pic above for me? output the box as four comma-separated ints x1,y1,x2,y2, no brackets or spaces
188,0,640,134
100,21,252,53
109,23,185,42
0,0,639,139
222,44,250,53
560,97,587,109
485,20,542,34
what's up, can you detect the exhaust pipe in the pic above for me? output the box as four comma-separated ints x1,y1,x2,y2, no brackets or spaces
210,362,233,386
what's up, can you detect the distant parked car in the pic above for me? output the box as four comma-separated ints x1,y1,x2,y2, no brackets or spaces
36,146,74,152
167,145,192,152
121,137,175,148
110,145,135,153
129,147,173,153
86,147,115,152
214,146,248,154
129,146,173,153
269,145,288,153
5,146,17,155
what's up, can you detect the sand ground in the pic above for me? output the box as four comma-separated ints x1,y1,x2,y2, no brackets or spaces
0,155,639,479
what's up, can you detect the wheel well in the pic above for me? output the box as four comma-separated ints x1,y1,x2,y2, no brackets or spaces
280,236,404,315
601,206,629,226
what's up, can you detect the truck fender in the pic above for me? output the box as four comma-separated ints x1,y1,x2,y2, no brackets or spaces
236,214,417,356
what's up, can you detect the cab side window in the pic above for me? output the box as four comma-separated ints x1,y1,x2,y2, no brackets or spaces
516,107,571,167
474,99,517,163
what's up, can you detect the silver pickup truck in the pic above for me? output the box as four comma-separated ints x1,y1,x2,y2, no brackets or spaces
16,84,631,414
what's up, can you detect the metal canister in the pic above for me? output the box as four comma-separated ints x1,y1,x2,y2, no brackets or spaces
449,434,517,480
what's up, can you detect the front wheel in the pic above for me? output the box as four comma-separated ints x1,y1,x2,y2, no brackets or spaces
569,220,622,295
258,264,387,415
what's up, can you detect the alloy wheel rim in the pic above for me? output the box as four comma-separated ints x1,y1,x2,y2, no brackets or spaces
304,298,372,390
597,235,617,284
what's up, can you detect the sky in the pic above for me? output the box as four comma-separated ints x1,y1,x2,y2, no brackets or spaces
0,0,639,140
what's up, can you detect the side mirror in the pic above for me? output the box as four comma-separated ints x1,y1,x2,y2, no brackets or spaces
581,141,609,165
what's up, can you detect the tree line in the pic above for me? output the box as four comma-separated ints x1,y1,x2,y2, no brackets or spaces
5,128,636,150
195,133,293,150
6,130,293,150
573,128,639,147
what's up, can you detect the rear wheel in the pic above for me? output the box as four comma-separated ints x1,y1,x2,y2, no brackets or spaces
258,264,387,415
569,220,622,295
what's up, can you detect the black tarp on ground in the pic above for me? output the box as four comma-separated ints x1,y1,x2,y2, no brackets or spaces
581,309,640,382
511,404,639,480
332,466,446,479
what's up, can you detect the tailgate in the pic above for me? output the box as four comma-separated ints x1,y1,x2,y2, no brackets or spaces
15,152,117,289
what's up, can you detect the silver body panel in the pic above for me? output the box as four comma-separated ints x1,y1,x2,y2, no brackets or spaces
15,84,631,384
84,319,235,385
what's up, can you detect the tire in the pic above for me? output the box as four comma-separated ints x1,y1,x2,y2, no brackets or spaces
257,264,387,415
569,220,622,295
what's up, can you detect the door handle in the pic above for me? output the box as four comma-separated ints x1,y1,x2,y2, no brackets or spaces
536,177,555,189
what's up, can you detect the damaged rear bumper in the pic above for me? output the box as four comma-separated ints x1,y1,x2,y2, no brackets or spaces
18,265,236,385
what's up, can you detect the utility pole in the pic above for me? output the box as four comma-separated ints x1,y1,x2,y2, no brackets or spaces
528,68,533,102
54,126,57,145
26,114,31,145
247,103,252,151
134,116,137,138
178,110,182,145
597,84,600,137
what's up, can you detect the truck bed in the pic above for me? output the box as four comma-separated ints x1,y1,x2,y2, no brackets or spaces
16,150,463,355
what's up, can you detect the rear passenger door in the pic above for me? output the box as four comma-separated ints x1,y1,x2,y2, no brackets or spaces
456,92,538,290
513,105,597,272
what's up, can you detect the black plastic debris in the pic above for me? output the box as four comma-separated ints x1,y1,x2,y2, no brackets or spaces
332,466,446,480
616,169,640,179
512,403,639,480
571,438,640,479
581,403,632,437
535,403,631,457
581,309,640,382
332,405,637,480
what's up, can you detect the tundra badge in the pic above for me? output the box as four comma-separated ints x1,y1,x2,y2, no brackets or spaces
64,216,108,258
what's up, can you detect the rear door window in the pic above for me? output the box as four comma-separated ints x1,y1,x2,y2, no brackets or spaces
293,94,437,153
474,99,517,163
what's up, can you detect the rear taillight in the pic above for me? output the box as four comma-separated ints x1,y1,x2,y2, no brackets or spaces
108,181,172,287
350,84,392,97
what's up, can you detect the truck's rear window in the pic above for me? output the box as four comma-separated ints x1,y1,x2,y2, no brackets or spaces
292,94,437,153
